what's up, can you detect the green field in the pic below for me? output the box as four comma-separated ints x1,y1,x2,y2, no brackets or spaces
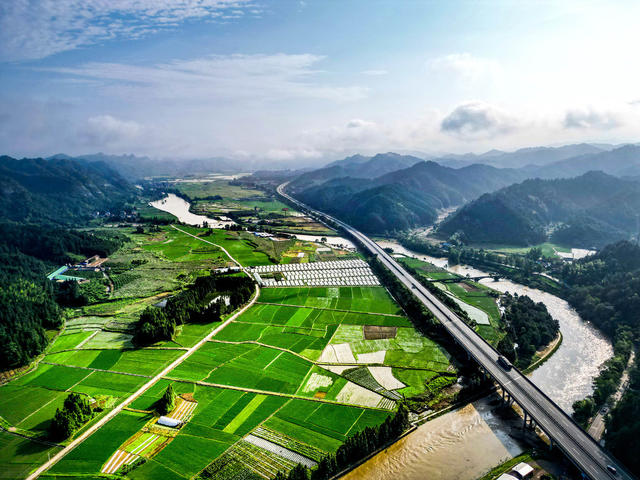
258,287,403,315
1,222,462,480
0,431,61,479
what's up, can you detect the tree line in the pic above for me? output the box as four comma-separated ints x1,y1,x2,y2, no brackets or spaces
133,273,254,345
0,223,126,369
274,406,410,480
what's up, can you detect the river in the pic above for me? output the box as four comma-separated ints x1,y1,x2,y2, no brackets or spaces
149,194,235,228
150,197,613,479
345,239,613,480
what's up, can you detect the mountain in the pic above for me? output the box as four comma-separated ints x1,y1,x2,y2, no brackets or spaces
289,152,424,191
292,159,528,233
437,143,608,169
439,171,640,247
0,156,136,225
531,144,640,179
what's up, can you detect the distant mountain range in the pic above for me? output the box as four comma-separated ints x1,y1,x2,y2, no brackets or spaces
290,144,640,235
438,171,640,247
436,143,617,169
0,156,136,225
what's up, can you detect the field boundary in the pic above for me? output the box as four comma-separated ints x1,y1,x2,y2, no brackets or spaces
26,283,261,480
256,301,405,317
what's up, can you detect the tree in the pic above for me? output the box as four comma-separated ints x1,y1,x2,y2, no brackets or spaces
157,384,176,415
49,393,93,440
572,397,595,425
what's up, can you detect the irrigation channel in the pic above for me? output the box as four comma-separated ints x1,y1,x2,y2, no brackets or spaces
151,195,613,480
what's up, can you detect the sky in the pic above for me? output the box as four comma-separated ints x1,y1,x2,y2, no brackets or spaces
1,0,640,164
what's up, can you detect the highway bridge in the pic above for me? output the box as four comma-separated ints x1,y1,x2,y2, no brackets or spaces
277,182,635,480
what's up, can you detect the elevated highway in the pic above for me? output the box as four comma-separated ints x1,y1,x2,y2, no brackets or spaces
277,181,635,480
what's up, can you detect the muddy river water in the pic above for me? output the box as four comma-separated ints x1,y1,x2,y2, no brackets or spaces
345,239,613,480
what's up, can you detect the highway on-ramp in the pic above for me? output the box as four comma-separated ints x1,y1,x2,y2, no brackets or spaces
278,181,635,480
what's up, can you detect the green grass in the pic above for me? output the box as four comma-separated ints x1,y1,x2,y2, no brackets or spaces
146,433,234,479
0,384,67,428
51,411,149,475
177,226,274,266
49,331,95,351
266,399,391,452
0,431,61,479
258,287,403,315
222,394,267,434
14,364,93,391
393,368,439,397
73,371,147,398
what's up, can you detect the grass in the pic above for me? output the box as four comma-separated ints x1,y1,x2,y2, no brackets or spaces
258,287,403,315
50,411,149,475
0,431,61,480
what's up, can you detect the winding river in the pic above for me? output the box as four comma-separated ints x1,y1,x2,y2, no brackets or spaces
346,239,613,480
149,194,235,228
150,198,613,479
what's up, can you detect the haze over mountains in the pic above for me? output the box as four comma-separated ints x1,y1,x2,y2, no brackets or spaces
0,156,136,224
5,141,640,241
439,172,640,247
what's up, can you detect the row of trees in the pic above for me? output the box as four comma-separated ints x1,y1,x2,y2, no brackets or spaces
274,406,410,480
133,273,254,345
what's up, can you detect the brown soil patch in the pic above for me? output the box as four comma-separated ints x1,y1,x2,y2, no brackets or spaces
459,282,480,292
363,325,397,340
314,391,327,399
181,393,195,402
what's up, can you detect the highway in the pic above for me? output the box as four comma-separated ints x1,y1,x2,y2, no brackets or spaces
277,182,635,480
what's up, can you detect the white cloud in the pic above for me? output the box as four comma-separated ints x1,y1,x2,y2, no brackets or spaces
81,115,142,145
46,53,367,102
441,101,517,137
427,53,501,83
0,0,259,61
564,107,623,130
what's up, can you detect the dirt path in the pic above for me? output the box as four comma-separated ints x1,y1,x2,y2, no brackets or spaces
171,225,243,267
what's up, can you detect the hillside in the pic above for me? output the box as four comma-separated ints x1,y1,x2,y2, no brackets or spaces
530,144,640,179
288,152,423,191
293,160,526,233
439,171,640,247
0,156,136,225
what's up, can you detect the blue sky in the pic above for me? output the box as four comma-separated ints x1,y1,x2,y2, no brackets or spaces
1,0,639,162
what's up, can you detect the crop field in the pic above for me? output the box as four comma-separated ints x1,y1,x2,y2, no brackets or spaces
3,224,463,480
258,286,403,315
50,411,149,475
264,399,391,452
0,431,61,480
45,349,182,376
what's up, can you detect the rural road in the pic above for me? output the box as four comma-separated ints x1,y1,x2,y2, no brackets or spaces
27,227,257,479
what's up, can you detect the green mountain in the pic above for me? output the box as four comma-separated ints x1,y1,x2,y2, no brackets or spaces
439,171,640,247
293,160,526,233
289,152,424,191
0,156,136,225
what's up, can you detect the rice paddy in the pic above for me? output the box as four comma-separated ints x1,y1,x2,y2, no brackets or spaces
0,222,460,480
